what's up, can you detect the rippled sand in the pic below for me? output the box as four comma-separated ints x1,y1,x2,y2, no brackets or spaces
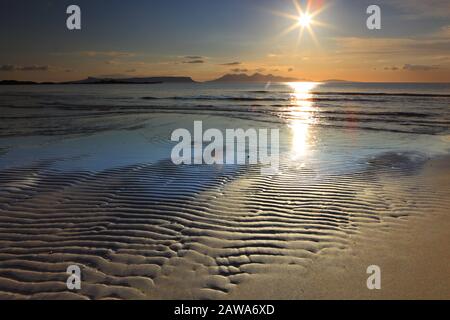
0,147,448,299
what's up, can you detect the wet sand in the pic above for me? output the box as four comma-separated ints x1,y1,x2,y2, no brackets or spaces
0,134,448,299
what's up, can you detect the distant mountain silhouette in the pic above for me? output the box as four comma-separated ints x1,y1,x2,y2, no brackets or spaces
210,73,299,83
0,76,196,85
320,79,350,83
1,74,304,85
0,80,40,85
64,76,196,84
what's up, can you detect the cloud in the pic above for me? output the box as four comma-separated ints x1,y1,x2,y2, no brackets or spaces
384,66,399,71
288,68,294,72
433,25,450,38
180,55,206,64
21,65,49,71
220,61,241,66
0,64,49,72
335,36,450,56
0,65,15,71
230,68,248,73
384,0,450,18
105,60,121,65
125,69,136,73
80,51,136,58
403,64,439,71
182,59,205,64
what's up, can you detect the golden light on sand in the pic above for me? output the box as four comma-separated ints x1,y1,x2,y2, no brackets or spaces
287,82,319,159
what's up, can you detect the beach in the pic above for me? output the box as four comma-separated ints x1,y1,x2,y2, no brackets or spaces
0,82,449,299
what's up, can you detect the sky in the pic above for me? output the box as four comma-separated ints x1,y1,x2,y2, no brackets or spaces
1,0,449,82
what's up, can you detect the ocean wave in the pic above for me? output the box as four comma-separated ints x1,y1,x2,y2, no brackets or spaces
141,96,389,103
245,91,450,98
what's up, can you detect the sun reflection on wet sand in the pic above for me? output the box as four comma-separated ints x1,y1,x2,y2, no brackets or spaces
287,82,319,160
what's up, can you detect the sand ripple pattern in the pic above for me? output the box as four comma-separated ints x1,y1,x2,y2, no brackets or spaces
0,155,448,299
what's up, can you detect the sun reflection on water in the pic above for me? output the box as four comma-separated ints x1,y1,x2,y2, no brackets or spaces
287,82,319,159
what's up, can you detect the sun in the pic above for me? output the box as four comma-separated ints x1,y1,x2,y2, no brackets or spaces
274,0,328,45
298,13,312,27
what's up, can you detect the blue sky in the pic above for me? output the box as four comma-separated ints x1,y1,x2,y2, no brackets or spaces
1,0,449,82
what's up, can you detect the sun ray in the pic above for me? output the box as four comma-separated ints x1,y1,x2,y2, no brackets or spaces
279,22,305,38
293,0,303,16
275,0,327,46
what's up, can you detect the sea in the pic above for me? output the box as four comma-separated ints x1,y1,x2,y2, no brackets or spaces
0,81,449,172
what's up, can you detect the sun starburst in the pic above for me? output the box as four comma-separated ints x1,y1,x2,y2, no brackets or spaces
274,0,328,46
298,13,312,27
